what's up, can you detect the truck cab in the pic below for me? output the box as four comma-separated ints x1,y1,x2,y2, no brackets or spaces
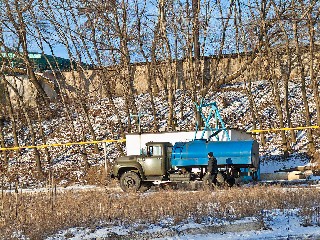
141,142,172,177
111,142,172,192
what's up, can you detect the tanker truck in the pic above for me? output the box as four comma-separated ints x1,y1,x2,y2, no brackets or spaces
111,139,259,192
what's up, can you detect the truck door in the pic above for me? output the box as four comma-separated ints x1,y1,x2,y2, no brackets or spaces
138,145,165,176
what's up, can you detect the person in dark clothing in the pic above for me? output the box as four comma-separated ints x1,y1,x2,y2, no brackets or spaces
203,152,218,189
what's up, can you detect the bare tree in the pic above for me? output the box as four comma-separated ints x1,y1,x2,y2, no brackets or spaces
41,0,102,156
135,0,159,131
292,2,315,153
0,104,8,168
2,0,49,103
306,2,320,127
35,98,51,164
4,76,43,176
158,0,175,129
271,0,296,144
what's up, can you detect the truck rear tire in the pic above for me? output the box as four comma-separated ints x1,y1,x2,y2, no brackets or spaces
216,172,225,184
252,171,258,181
119,171,141,192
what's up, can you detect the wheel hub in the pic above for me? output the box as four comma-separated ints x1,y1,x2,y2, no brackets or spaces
125,177,136,187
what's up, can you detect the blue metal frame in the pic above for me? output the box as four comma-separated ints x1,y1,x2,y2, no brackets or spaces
194,99,231,141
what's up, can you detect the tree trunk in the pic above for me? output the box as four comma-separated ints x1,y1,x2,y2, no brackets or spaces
135,5,159,131
308,17,320,126
80,125,90,169
36,99,51,164
79,100,99,153
245,73,257,140
272,1,296,145
293,21,315,153
146,64,159,131
5,79,43,176
284,79,296,144
271,77,289,158
0,112,8,168
3,78,20,152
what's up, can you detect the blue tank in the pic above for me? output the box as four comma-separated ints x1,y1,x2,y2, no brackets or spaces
171,139,259,168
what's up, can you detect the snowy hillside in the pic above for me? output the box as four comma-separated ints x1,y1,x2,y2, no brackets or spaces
1,79,319,187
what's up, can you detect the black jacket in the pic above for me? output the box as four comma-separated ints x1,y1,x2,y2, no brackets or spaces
207,156,218,173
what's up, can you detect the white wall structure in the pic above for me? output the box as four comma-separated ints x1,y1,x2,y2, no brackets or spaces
3,75,57,106
126,129,252,156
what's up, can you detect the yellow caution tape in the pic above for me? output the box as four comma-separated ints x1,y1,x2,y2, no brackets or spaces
0,139,126,151
247,125,320,133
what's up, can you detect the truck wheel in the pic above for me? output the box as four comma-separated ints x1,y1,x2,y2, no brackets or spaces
119,171,141,192
226,177,235,187
216,172,225,184
252,171,258,181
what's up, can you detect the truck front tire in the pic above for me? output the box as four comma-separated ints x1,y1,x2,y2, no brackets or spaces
119,171,141,192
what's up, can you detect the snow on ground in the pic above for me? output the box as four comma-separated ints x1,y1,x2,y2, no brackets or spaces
165,212,320,240
260,153,310,174
46,210,320,240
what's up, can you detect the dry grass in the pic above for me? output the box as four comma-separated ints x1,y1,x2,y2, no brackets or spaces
0,185,319,239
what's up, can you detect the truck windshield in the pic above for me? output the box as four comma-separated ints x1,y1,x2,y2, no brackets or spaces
148,145,162,156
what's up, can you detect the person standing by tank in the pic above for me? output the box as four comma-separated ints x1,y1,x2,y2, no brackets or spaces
203,152,218,189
